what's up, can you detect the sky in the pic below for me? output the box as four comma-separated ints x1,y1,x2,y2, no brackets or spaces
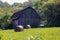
1,0,28,5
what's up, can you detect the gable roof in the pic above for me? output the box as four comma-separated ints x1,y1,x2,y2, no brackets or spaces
11,6,41,20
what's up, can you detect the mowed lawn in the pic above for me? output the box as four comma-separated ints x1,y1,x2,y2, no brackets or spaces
0,27,60,40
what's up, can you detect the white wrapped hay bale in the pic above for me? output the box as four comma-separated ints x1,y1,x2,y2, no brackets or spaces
40,24,44,28
26,25,31,28
14,25,24,32
18,25,23,29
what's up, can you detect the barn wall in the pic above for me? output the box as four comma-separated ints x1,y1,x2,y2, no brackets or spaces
17,8,41,28
12,7,41,28
13,20,18,26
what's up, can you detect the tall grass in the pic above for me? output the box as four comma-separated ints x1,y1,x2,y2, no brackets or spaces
0,28,60,40
28,35,42,40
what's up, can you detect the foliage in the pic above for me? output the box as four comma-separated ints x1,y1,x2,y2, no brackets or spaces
0,13,11,29
43,0,60,26
0,0,22,29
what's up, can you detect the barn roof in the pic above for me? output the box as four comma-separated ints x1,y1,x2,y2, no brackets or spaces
11,6,41,20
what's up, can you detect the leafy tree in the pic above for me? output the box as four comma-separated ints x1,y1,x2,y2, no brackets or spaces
0,13,12,29
44,0,60,27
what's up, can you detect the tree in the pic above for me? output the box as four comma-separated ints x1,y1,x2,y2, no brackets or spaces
0,0,4,7
0,13,11,29
12,3,23,7
44,0,60,27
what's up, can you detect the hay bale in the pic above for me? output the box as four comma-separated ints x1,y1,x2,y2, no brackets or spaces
14,25,24,32
26,25,31,28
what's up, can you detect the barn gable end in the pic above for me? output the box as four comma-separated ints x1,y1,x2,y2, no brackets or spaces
11,6,41,28
11,6,41,20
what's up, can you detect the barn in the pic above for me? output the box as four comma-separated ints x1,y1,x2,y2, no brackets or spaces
11,6,41,28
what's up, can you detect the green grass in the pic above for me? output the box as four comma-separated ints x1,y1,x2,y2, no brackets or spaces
0,27,60,40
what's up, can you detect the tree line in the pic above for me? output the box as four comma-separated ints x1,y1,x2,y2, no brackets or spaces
0,0,60,29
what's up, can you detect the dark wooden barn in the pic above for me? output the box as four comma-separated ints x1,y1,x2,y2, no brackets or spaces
11,6,41,28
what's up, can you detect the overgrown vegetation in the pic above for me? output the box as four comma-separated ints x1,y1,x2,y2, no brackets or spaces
0,0,60,29
0,28,60,40
28,35,42,40
44,0,60,26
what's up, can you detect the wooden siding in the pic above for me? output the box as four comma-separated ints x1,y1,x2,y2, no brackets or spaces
11,6,41,28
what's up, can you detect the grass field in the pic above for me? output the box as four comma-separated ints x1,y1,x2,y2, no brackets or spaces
0,27,60,40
